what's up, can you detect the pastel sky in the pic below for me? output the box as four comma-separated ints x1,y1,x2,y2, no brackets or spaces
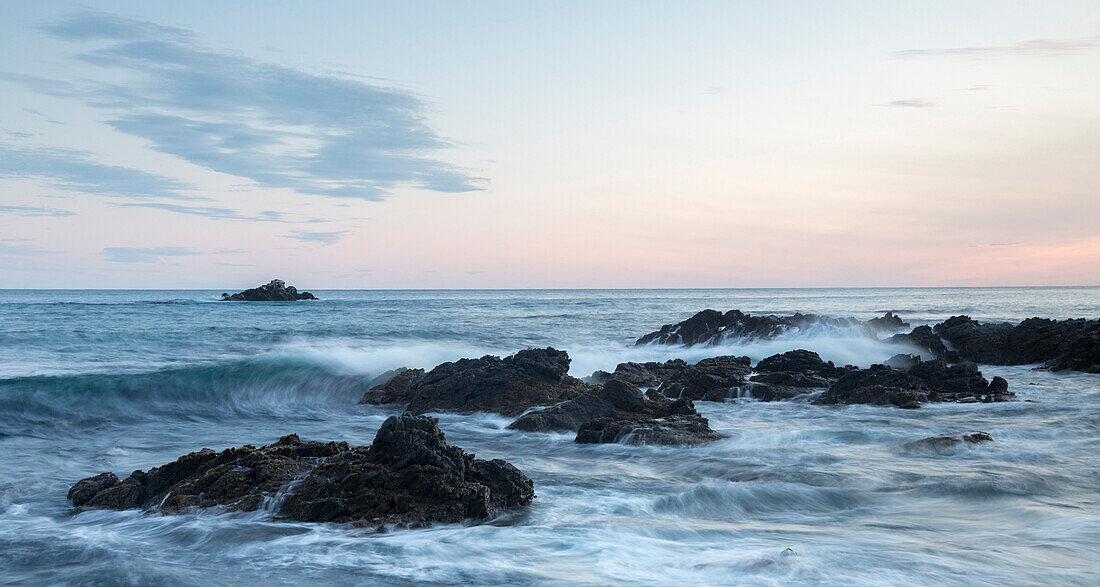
1,1,1098,288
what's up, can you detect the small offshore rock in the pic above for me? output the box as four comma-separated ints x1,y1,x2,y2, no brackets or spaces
221,279,317,301
901,431,994,455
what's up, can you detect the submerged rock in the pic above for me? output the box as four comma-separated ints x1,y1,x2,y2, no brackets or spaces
69,415,534,527
635,309,907,347
901,431,994,455
401,348,589,417
575,414,721,446
220,279,317,301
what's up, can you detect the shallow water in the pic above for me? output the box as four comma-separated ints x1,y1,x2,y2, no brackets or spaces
1,288,1098,585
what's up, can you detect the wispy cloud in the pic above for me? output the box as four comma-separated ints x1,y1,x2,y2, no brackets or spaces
102,246,202,263
19,11,485,201
0,144,193,200
894,37,1100,59
280,230,348,246
116,202,326,223
0,204,76,217
884,99,935,108
972,242,1022,249
0,239,53,256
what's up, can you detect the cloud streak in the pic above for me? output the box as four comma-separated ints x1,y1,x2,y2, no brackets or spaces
884,99,935,108
25,11,485,201
894,37,1100,59
101,246,203,263
116,202,326,223
280,230,349,246
0,204,76,217
0,144,194,200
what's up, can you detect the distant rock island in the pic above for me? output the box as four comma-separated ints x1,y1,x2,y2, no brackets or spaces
221,279,317,301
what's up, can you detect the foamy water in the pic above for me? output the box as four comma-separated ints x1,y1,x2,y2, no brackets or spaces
1,288,1098,584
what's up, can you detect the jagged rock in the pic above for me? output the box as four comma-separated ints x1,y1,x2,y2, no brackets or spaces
884,353,921,369
574,414,721,446
590,359,691,387
402,348,588,417
901,431,994,455
507,379,698,433
866,312,910,332
746,350,843,400
1043,322,1100,373
657,356,752,401
70,416,534,527
221,279,317,301
813,360,1011,409
635,310,906,347
359,368,426,405
886,325,949,359
283,415,533,524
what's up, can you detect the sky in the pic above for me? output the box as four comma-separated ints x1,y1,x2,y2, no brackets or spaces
0,1,1098,288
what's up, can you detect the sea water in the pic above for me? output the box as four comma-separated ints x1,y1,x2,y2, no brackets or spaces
1,287,1098,585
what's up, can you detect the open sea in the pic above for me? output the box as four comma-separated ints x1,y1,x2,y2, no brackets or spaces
1,287,1098,585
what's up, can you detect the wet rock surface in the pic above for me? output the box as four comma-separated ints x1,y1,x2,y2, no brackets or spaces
814,359,1011,409
635,310,907,347
70,416,534,527
657,356,752,401
901,431,994,455
745,350,845,401
508,379,701,433
574,414,721,446
221,279,317,301
932,316,1100,372
402,348,589,417
359,368,426,405
588,359,690,387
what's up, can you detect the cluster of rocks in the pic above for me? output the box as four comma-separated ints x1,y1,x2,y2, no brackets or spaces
916,315,1100,373
69,415,533,527
635,309,908,346
221,279,317,302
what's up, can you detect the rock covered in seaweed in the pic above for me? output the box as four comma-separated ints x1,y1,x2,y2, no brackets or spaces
69,415,534,527
221,279,317,301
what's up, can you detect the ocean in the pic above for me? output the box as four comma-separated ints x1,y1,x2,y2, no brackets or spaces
1,287,1098,585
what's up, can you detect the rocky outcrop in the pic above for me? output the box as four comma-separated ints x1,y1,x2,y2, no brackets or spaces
884,353,921,369
933,316,1100,372
575,414,721,446
744,350,845,401
587,359,690,387
901,431,994,455
70,415,534,527
221,279,317,301
886,325,950,358
359,368,426,405
401,348,589,417
635,310,907,347
657,356,752,401
813,359,1011,409
508,379,696,432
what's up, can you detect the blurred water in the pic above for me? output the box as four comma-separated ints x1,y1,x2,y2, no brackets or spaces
0,288,1098,585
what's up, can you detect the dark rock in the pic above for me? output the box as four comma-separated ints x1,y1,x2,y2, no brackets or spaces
635,310,907,347
933,316,1014,364
813,364,931,409
221,279,317,301
1043,322,1100,373
508,379,699,433
594,359,691,387
67,472,120,507
813,359,1011,409
359,368,426,405
901,431,994,455
70,416,534,527
884,353,921,369
746,350,842,401
574,414,721,446
283,415,533,525
886,325,949,359
657,356,752,401
866,312,910,332
403,348,588,417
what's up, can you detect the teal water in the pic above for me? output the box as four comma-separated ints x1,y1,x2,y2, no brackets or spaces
1,288,1098,585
